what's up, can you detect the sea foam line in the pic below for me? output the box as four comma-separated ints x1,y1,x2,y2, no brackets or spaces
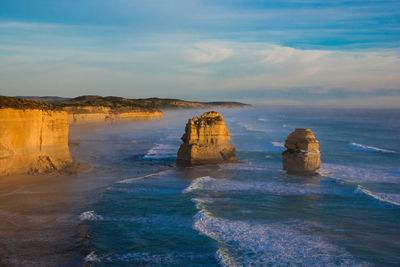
183,176,327,196
118,169,172,184
85,251,213,264
143,143,177,159
349,142,396,153
271,141,285,148
355,185,400,207
192,206,367,266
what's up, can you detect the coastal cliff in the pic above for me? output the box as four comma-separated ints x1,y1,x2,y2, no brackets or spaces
177,111,237,166
63,106,163,125
282,128,321,175
0,101,73,175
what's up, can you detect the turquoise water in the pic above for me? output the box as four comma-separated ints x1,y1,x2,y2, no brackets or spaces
79,107,400,266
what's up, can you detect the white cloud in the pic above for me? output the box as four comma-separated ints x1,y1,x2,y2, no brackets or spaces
212,44,400,93
186,42,234,64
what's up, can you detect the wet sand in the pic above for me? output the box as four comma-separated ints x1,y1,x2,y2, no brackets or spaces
0,126,99,267
0,121,167,266
0,173,85,266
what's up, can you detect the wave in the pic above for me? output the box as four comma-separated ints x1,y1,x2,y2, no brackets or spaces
193,208,366,266
85,251,101,262
183,176,334,196
79,210,104,221
320,164,400,183
85,251,213,264
143,143,177,159
272,141,285,148
237,122,270,133
349,142,396,153
355,186,400,207
220,163,275,172
118,169,172,184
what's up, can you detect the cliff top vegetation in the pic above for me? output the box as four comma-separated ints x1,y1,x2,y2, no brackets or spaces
0,96,56,110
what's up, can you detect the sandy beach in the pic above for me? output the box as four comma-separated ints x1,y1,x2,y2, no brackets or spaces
0,126,96,267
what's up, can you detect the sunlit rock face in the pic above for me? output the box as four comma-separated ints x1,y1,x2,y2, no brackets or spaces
282,128,321,175
177,111,237,166
63,106,163,125
0,108,73,175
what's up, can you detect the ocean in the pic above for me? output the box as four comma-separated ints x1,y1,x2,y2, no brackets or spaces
76,107,400,266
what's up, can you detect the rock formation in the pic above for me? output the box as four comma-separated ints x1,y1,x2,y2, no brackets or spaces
177,111,237,166
0,100,73,175
282,128,321,175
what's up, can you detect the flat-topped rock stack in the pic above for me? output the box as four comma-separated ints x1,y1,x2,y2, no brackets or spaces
282,128,321,175
177,111,237,166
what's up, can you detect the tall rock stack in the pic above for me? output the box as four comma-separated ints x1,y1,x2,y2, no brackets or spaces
282,128,321,175
177,111,237,166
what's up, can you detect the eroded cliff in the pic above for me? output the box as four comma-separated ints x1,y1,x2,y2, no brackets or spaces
282,128,321,175
63,106,163,125
0,107,73,175
177,111,237,166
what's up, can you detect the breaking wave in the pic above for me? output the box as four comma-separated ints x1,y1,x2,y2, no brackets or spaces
355,186,400,207
118,169,172,184
183,176,331,196
80,210,104,221
193,209,366,266
349,142,396,153
84,251,214,264
272,141,285,148
237,122,270,133
144,144,177,159
320,164,400,183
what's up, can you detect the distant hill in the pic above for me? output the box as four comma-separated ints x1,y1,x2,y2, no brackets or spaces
19,95,252,109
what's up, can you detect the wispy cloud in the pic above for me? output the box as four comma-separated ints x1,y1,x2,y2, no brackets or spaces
0,0,399,107
186,42,234,64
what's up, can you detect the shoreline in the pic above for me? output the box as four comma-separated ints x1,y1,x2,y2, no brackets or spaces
0,131,93,266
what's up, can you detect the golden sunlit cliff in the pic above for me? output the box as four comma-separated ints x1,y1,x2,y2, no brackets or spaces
0,97,73,175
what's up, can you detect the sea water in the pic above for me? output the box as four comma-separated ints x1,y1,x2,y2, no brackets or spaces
78,107,400,266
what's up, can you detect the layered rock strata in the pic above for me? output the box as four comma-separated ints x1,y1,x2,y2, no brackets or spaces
177,111,237,166
282,128,321,175
0,108,73,175
63,106,163,125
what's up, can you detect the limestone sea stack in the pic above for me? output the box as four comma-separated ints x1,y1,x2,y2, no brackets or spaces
177,111,237,166
282,128,321,175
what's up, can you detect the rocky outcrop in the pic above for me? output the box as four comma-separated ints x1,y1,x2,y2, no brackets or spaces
0,108,73,175
282,128,321,175
63,106,163,125
177,111,237,166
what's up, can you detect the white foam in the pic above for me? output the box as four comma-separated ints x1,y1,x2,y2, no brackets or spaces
349,142,396,153
144,143,177,159
355,186,400,206
320,163,400,183
272,141,285,148
183,176,324,196
238,122,270,133
258,117,267,121
79,210,104,221
85,251,212,264
183,177,217,193
85,251,101,262
193,209,367,266
118,170,172,184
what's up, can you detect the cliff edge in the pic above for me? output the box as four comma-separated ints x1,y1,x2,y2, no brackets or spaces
0,96,73,175
177,111,237,166
282,128,321,175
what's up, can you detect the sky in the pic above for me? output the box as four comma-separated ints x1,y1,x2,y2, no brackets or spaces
0,0,400,107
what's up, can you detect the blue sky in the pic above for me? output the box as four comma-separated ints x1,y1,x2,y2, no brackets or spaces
1,0,400,107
